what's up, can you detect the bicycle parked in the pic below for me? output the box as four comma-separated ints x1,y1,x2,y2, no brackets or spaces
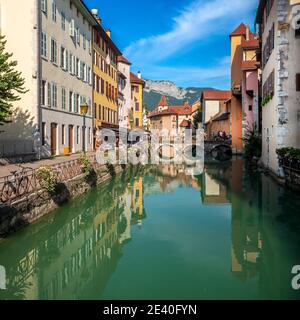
0,166,31,203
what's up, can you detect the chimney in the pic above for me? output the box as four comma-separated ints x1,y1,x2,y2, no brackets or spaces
137,71,142,79
246,25,250,41
91,8,102,25
106,29,111,38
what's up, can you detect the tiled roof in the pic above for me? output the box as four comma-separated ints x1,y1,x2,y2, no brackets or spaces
148,104,192,118
118,55,132,65
201,90,231,101
241,37,260,49
130,72,145,86
230,23,247,36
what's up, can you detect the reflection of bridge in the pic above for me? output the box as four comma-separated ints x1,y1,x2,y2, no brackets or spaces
204,141,232,160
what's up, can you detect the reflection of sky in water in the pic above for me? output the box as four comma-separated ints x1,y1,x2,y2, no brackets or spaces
0,161,300,300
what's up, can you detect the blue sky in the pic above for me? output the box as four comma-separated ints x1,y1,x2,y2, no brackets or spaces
86,0,257,89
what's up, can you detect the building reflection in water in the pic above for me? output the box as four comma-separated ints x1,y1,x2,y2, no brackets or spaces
0,161,299,299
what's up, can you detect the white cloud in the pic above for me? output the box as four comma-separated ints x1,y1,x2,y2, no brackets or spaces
124,0,256,87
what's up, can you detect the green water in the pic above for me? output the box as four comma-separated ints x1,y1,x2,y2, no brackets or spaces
0,160,300,300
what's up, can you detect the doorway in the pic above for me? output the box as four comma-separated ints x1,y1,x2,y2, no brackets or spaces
50,123,58,156
69,125,74,153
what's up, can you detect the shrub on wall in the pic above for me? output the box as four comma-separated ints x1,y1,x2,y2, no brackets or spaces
36,166,58,194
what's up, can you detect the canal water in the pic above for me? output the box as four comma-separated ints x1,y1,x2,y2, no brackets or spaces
0,159,300,300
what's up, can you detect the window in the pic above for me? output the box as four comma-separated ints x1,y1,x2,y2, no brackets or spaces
42,122,46,146
41,80,46,106
74,94,80,113
50,38,58,64
249,105,253,111
88,67,92,85
135,102,140,112
262,69,275,102
47,83,51,107
76,58,80,78
79,61,84,80
135,118,140,127
76,27,80,45
76,126,80,144
69,19,75,37
62,125,65,145
60,46,66,69
41,32,47,58
62,87,66,110
52,83,57,108
69,53,74,74
262,24,274,68
69,91,73,112
41,0,47,14
61,12,66,30
83,34,86,50
52,0,57,22
296,74,300,92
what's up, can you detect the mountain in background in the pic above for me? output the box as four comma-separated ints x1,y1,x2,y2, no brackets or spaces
143,80,214,111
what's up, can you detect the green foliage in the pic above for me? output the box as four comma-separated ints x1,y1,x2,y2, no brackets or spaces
276,147,300,160
193,108,202,128
36,166,58,194
243,125,262,160
261,92,274,107
0,35,28,125
79,154,93,175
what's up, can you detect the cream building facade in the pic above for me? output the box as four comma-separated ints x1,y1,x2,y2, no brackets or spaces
0,0,96,158
256,0,300,175
117,56,132,129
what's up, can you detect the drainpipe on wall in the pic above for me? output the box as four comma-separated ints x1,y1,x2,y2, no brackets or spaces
36,0,42,160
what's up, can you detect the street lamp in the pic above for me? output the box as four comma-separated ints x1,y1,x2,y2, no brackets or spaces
80,103,89,154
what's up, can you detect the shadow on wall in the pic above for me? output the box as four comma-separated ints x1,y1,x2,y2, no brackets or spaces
0,108,50,163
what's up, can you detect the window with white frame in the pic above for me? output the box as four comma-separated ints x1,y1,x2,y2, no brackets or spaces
52,83,57,108
50,38,58,64
61,12,66,30
69,19,75,37
41,32,47,58
76,27,80,45
77,59,81,78
41,0,47,14
62,87,66,110
47,83,51,107
69,53,73,74
52,0,57,22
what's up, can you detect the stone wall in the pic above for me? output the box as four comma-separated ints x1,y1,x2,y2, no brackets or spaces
0,164,126,238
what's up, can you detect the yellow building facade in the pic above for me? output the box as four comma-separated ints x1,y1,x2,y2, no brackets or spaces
92,19,121,145
130,72,145,129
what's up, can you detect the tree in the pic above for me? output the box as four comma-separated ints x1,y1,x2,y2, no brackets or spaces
193,108,202,128
0,35,28,127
